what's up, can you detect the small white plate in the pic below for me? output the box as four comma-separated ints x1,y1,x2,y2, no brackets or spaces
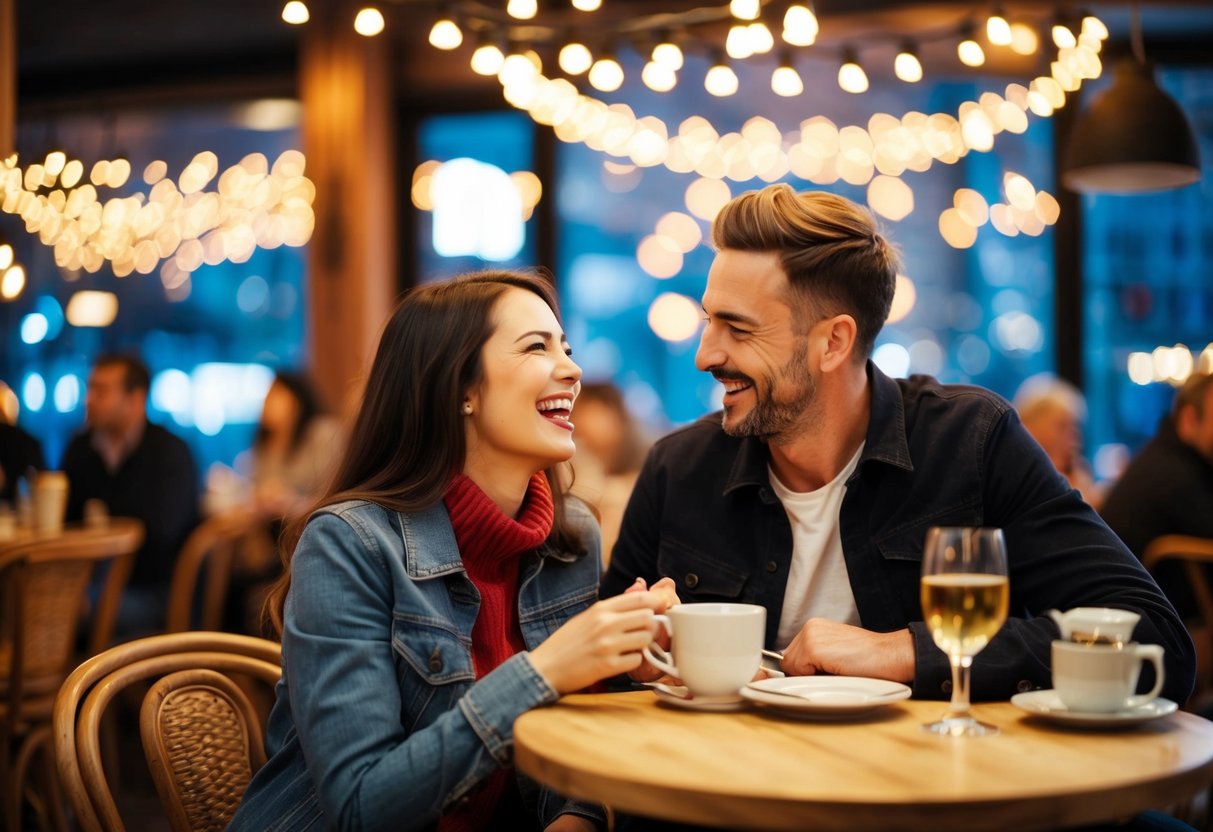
647,683,746,712
741,676,912,717
1010,689,1178,728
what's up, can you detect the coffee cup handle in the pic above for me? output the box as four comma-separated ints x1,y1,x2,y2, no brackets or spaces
1125,644,1166,709
641,615,678,678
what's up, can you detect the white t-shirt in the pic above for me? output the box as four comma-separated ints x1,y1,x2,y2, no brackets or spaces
771,443,864,650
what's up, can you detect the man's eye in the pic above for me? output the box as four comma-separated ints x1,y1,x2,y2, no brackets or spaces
728,326,748,336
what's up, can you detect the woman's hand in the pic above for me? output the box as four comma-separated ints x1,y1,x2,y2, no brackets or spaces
529,592,663,694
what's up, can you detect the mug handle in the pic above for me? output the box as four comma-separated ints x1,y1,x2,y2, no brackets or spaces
641,615,679,677
1125,644,1165,709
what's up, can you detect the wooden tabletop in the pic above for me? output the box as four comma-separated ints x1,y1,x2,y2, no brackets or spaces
514,691,1213,831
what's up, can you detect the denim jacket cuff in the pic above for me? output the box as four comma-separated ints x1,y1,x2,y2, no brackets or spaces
458,652,559,766
908,621,952,699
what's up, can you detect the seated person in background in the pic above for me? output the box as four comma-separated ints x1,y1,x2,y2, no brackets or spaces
0,420,44,506
568,382,649,565
230,272,662,832
602,184,1194,706
62,355,199,637
1101,372,1213,622
1014,372,1104,509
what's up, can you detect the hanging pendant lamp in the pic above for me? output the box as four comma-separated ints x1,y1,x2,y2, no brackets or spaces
1062,5,1200,194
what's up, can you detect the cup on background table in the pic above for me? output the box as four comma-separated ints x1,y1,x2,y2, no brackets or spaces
83,498,110,529
33,470,69,535
1051,640,1165,713
642,602,765,698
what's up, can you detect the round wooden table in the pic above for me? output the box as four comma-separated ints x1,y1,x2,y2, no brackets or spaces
514,691,1213,831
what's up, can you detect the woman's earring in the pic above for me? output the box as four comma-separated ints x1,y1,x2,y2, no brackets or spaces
462,402,473,415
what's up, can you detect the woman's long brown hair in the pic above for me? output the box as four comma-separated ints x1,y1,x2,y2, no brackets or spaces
264,271,587,637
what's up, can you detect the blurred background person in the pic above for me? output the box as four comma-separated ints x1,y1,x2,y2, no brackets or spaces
1101,371,1213,622
568,382,649,565
1014,373,1104,509
0,386,44,506
62,354,200,638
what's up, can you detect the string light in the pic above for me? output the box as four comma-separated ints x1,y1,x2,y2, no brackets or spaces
429,17,463,50
748,22,775,55
1009,22,1040,55
281,1,308,25
652,35,684,70
729,0,760,21
986,9,1012,46
894,43,923,83
838,49,868,94
957,27,986,67
771,53,803,97
559,42,593,75
642,61,678,92
588,54,624,92
782,4,818,47
471,39,506,75
571,0,602,10
1052,16,1077,49
353,7,385,37
726,24,755,60
704,55,739,97
507,0,538,20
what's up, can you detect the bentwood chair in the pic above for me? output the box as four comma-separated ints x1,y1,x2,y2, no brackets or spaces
1143,535,1213,713
0,519,144,832
53,631,281,832
166,509,276,634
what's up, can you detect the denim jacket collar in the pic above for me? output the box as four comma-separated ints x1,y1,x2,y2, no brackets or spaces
721,361,914,498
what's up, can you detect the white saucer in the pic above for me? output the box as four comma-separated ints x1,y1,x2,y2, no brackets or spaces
647,683,746,712
741,676,912,718
1010,689,1178,728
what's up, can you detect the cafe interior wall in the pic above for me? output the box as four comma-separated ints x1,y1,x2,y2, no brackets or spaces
1,1,1211,487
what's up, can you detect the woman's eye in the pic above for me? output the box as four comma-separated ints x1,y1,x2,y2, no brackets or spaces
527,342,546,352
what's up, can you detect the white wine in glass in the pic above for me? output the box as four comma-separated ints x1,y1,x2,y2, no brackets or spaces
920,526,1009,737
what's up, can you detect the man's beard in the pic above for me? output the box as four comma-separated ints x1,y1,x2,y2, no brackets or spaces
720,341,816,442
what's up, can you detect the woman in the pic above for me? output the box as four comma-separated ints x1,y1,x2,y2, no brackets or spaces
230,272,664,832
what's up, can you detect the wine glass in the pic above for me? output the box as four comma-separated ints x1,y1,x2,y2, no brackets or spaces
920,526,1009,737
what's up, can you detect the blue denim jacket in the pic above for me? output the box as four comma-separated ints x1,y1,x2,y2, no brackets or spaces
229,497,604,832
603,363,1196,704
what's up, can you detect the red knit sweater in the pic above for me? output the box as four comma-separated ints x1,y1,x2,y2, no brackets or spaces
437,472,553,832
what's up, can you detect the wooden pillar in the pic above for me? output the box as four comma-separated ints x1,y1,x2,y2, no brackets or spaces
0,0,14,157
300,0,397,416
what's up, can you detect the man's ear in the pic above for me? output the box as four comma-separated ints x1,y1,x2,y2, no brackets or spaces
817,314,858,373
1176,404,1197,444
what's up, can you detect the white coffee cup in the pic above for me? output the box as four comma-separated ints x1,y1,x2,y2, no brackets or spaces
642,603,765,698
1047,607,1140,646
1051,640,1165,713
33,471,69,536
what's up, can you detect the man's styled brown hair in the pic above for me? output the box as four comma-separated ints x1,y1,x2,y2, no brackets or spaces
711,184,900,358
1174,372,1213,418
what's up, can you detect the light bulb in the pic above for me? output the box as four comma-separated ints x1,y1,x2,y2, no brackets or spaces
1081,14,1109,41
771,64,803,97
894,48,922,83
782,4,818,47
1009,22,1039,55
704,62,739,97
471,44,505,75
1052,21,1076,49
500,53,539,86
588,57,624,92
726,24,754,60
958,38,985,67
429,19,462,50
354,7,385,36
987,12,1012,46
838,52,868,93
642,61,677,92
571,0,602,9
730,0,760,21
507,0,537,20
281,1,309,24
559,42,593,74
652,41,684,70
749,22,774,55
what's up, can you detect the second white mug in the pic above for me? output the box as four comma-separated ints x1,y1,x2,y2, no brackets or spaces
1051,640,1164,713
642,602,765,698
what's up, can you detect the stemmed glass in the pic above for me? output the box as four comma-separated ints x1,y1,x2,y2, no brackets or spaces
920,526,1009,737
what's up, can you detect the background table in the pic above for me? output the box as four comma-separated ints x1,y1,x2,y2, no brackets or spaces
515,690,1213,831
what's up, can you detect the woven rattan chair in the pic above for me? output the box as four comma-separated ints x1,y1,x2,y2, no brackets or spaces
0,519,143,832
166,509,275,634
53,631,281,832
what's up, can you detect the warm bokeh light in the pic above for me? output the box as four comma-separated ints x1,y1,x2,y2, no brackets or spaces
1052,21,1077,49
637,235,683,278
782,4,818,46
939,208,978,248
954,188,989,226
730,0,760,20
471,44,505,76
867,175,913,221
958,38,986,67
0,244,11,270
429,19,463,50
281,1,309,25
838,56,868,93
571,0,602,9
986,12,1012,46
65,290,119,327
894,48,922,83
705,63,739,97
685,177,732,221
748,22,775,55
642,61,677,92
648,292,702,341
1009,22,1039,55
1003,172,1036,212
588,57,624,92
1,264,24,300
510,171,543,210
1082,14,1109,41
771,64,803,97
656,211,703,252
652,41,684,70
726,25,754,60
559,42,593,75
507,0,537,20
354,7,385,37
886,274,917,323
1034,190,1061,225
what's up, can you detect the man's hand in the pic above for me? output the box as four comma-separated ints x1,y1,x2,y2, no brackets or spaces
622,577,679,683
781,619,915,682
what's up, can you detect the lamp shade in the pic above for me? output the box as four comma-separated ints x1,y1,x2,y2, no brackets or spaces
1063,58,1200,193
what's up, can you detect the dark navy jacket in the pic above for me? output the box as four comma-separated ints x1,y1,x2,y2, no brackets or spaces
603,363,1195,704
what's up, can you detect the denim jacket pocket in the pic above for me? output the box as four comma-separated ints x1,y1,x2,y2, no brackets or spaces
657,538,748,600
392,615,475,732
873,503,984,563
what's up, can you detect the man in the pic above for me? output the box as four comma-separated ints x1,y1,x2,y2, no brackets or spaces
63,354,199,636
602,184,1193,705
1014,373,1103,509
1101,372,1213,621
